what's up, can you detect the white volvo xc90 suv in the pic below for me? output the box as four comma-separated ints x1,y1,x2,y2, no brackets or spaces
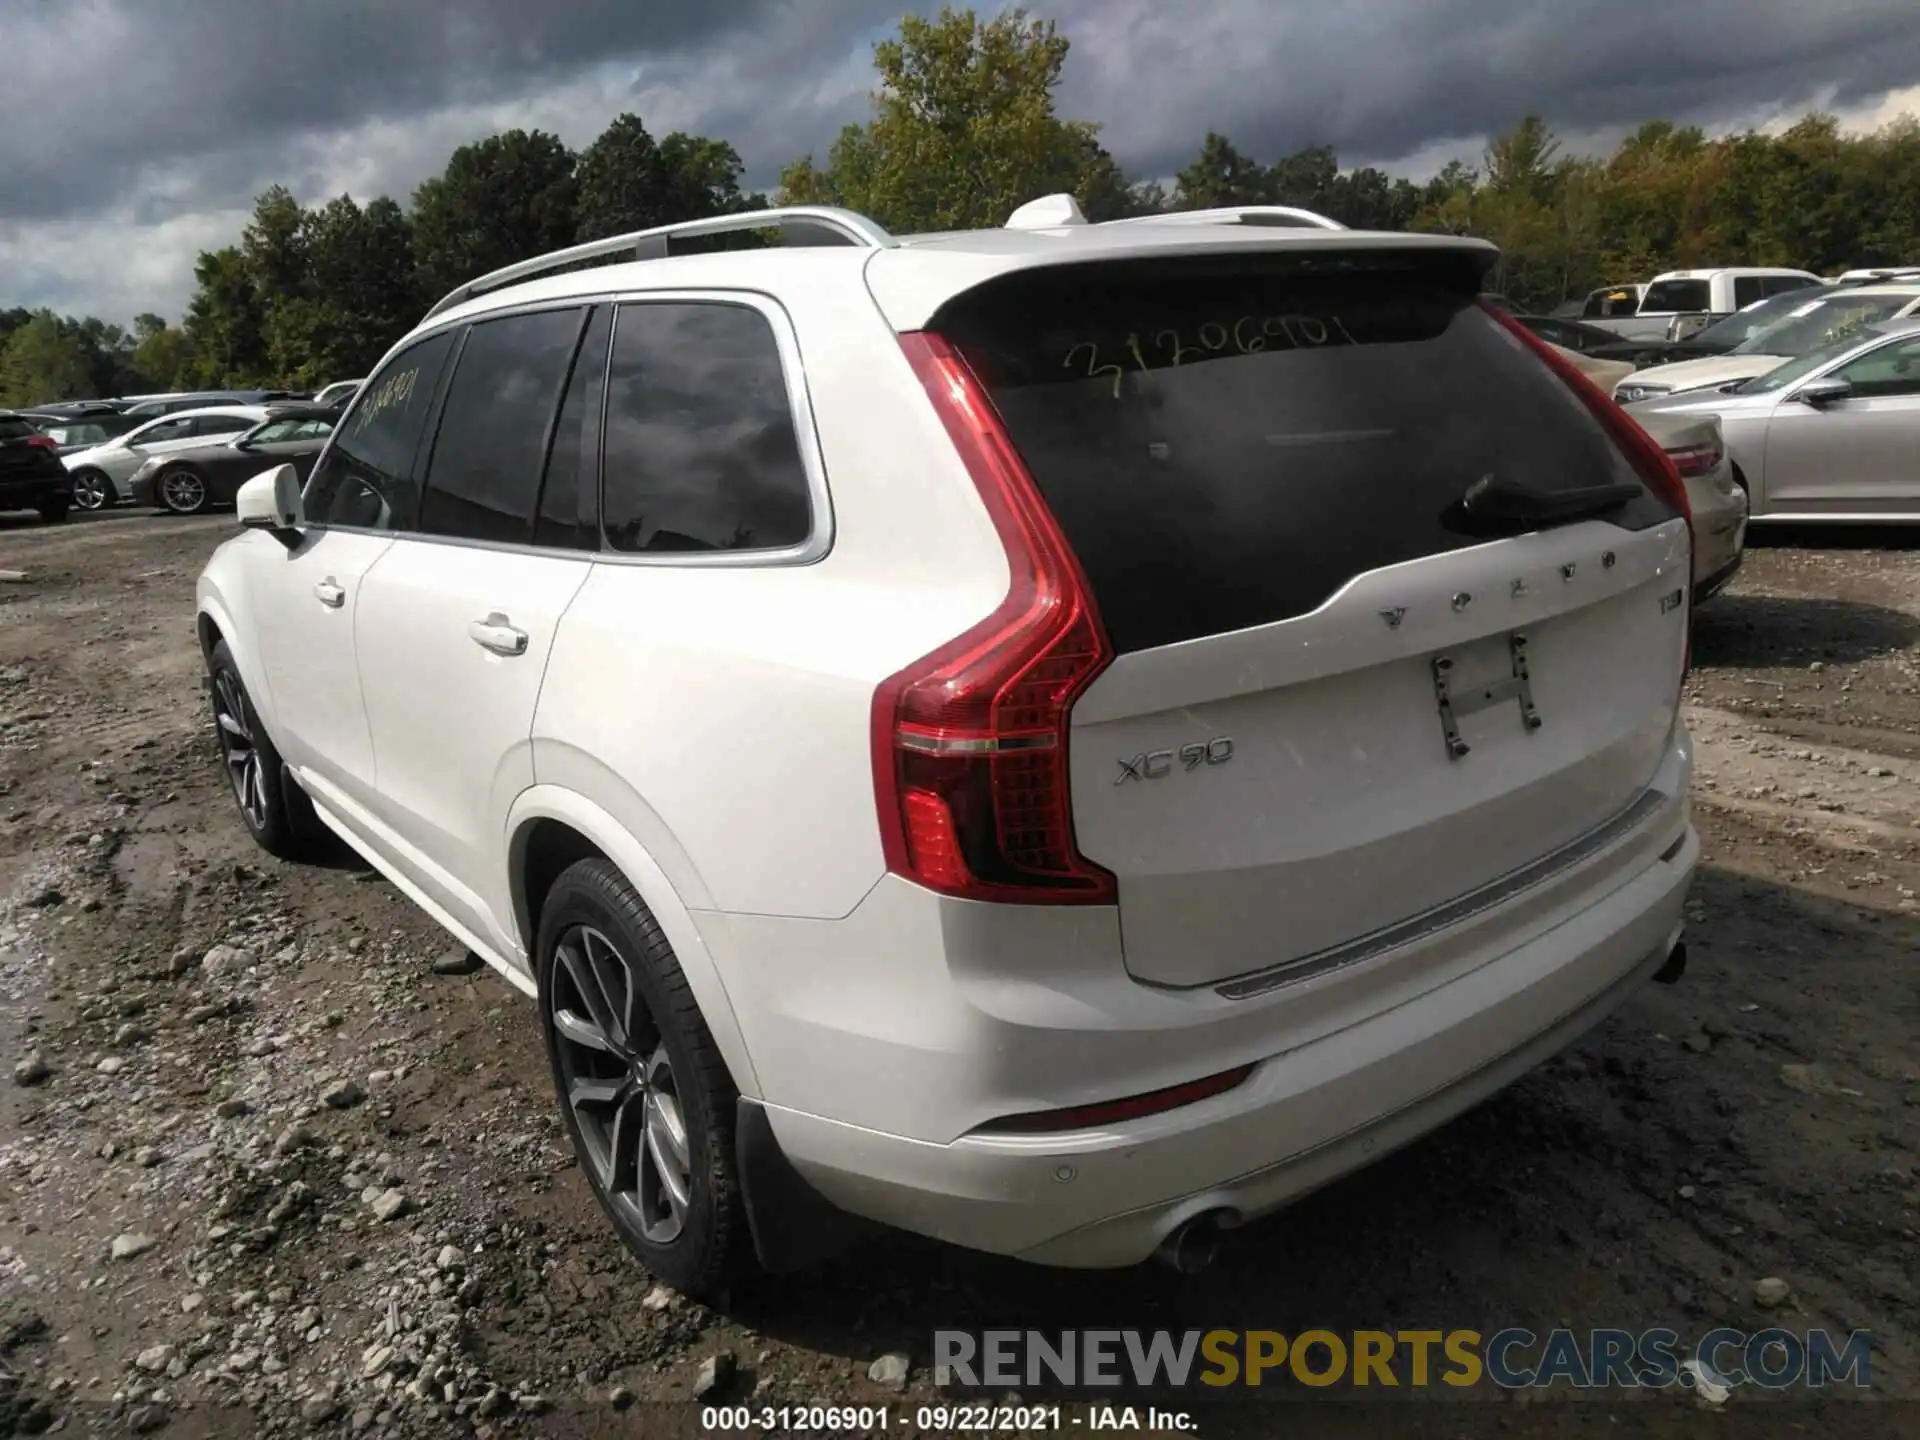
196,197,1700,1296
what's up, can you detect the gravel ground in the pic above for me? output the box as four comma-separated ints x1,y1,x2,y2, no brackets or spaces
1,512,1916,1438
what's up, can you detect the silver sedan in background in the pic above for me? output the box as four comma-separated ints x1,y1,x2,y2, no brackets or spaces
1629,316,1920,523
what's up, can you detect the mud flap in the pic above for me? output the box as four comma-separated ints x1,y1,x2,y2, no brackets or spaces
734,1098,873,1273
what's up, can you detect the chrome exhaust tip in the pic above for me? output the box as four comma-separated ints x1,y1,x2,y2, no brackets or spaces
1155,1211,1232,1274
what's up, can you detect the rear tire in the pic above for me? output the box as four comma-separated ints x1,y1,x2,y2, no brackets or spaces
36,499,70,524
69,469,113,511
537,859,747,1299
206,639,327,859
158,466,211,515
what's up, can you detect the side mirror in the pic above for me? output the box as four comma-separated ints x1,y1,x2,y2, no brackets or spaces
1795,376,1853,407
236,464,305,549
232,436,256,452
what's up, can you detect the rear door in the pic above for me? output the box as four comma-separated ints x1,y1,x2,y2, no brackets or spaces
352,304,602,966
938,252,1691,989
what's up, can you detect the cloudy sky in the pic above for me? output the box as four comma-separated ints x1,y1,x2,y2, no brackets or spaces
5,0,1919,325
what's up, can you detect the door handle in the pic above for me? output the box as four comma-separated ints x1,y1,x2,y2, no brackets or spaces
468,613,529,657
313,578,345,608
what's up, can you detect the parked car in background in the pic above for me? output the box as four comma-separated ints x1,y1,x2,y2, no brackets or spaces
1546,341,1636,394
62,406,273,510
1614,283,1920,403
1577,282,1645,321
128,407,336,514
0,411,75,523
1629,316,1920,522
1585,268,1823,341
119,390,301,422
313,378,364,408
197,197,1699,1293
1516,316,1680,369
1634,410,1745,601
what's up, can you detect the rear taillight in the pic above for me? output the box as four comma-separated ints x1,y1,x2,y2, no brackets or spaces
872,333,1116,906
25,434,57,452
1665,440,1723,478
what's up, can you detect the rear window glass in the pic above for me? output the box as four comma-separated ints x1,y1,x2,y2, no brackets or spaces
937,256,1675,655
0,419,34,440
1641,279,1711,313
1582,287,1640,318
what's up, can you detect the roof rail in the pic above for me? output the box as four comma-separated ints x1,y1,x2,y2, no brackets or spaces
422,206,898,320
1105,205,1347,232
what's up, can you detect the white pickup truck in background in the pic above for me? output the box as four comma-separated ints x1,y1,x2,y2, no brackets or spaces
1580,267,1824,340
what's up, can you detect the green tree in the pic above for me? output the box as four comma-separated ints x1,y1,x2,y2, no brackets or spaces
182,247,270,386
1173,132,1273,208
576,115,758,242
412,129,578,302
776,6,1131,231
131,319,194,391
0,311,95,405
242,185,310,301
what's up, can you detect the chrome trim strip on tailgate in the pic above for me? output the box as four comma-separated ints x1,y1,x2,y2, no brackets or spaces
1215,786,1674,1000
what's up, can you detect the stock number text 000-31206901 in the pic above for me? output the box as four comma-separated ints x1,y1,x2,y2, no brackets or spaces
1063,312,1358,399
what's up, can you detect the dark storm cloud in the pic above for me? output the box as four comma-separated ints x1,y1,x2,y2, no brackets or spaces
3,0,1918,321
0,0,898,222
1046,0,1920,177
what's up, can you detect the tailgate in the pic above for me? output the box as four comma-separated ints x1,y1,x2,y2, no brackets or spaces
935,248,1691,990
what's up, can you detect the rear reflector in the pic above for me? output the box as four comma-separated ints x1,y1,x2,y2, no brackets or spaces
871,333,1116,905
976,1064,1258,1134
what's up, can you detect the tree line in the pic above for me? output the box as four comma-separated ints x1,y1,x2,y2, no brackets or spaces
5,4,1918,406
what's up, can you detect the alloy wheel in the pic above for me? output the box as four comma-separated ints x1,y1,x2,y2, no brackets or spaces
211,669,269,831
162,471,207,514
549,924,693,1244
71,472,108,511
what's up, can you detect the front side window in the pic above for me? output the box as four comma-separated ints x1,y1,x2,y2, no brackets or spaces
1764,275,1819,297
417,307,586,546
247,419,306,444
304,330,457,531
535,306,610,552
1833,335,1920,397
189,414,250,438
600,302,813,555
1733,276,1767,309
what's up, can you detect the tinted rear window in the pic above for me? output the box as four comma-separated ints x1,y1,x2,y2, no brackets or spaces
938,255,1674,654
1641,279,1711,312
0,419,33,440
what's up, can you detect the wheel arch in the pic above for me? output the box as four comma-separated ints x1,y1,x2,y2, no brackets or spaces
195,566,283,745
504,786,761,1100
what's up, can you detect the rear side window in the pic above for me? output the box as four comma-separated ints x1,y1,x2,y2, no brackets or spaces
600,302,812,554
418,307,586,545
938,256,1678,655
1765,274,1818,297
1641,278,1711,312
306,330,456,531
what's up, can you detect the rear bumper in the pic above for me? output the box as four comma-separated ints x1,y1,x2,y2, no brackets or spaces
1690,483,1747,600
0,473,71,510
720,736,1699,1267
762,825,1694,1266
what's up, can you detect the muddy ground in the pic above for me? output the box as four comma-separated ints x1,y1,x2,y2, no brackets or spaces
0,511,1916,1439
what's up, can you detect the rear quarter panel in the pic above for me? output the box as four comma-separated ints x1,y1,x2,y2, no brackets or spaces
527,275,1010,922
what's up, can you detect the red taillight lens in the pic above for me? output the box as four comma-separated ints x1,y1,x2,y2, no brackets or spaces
1664,441,1723,478
873,332,1116,905
26,434,58,452
1483,303,1693,686
977,1063,1257,1134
